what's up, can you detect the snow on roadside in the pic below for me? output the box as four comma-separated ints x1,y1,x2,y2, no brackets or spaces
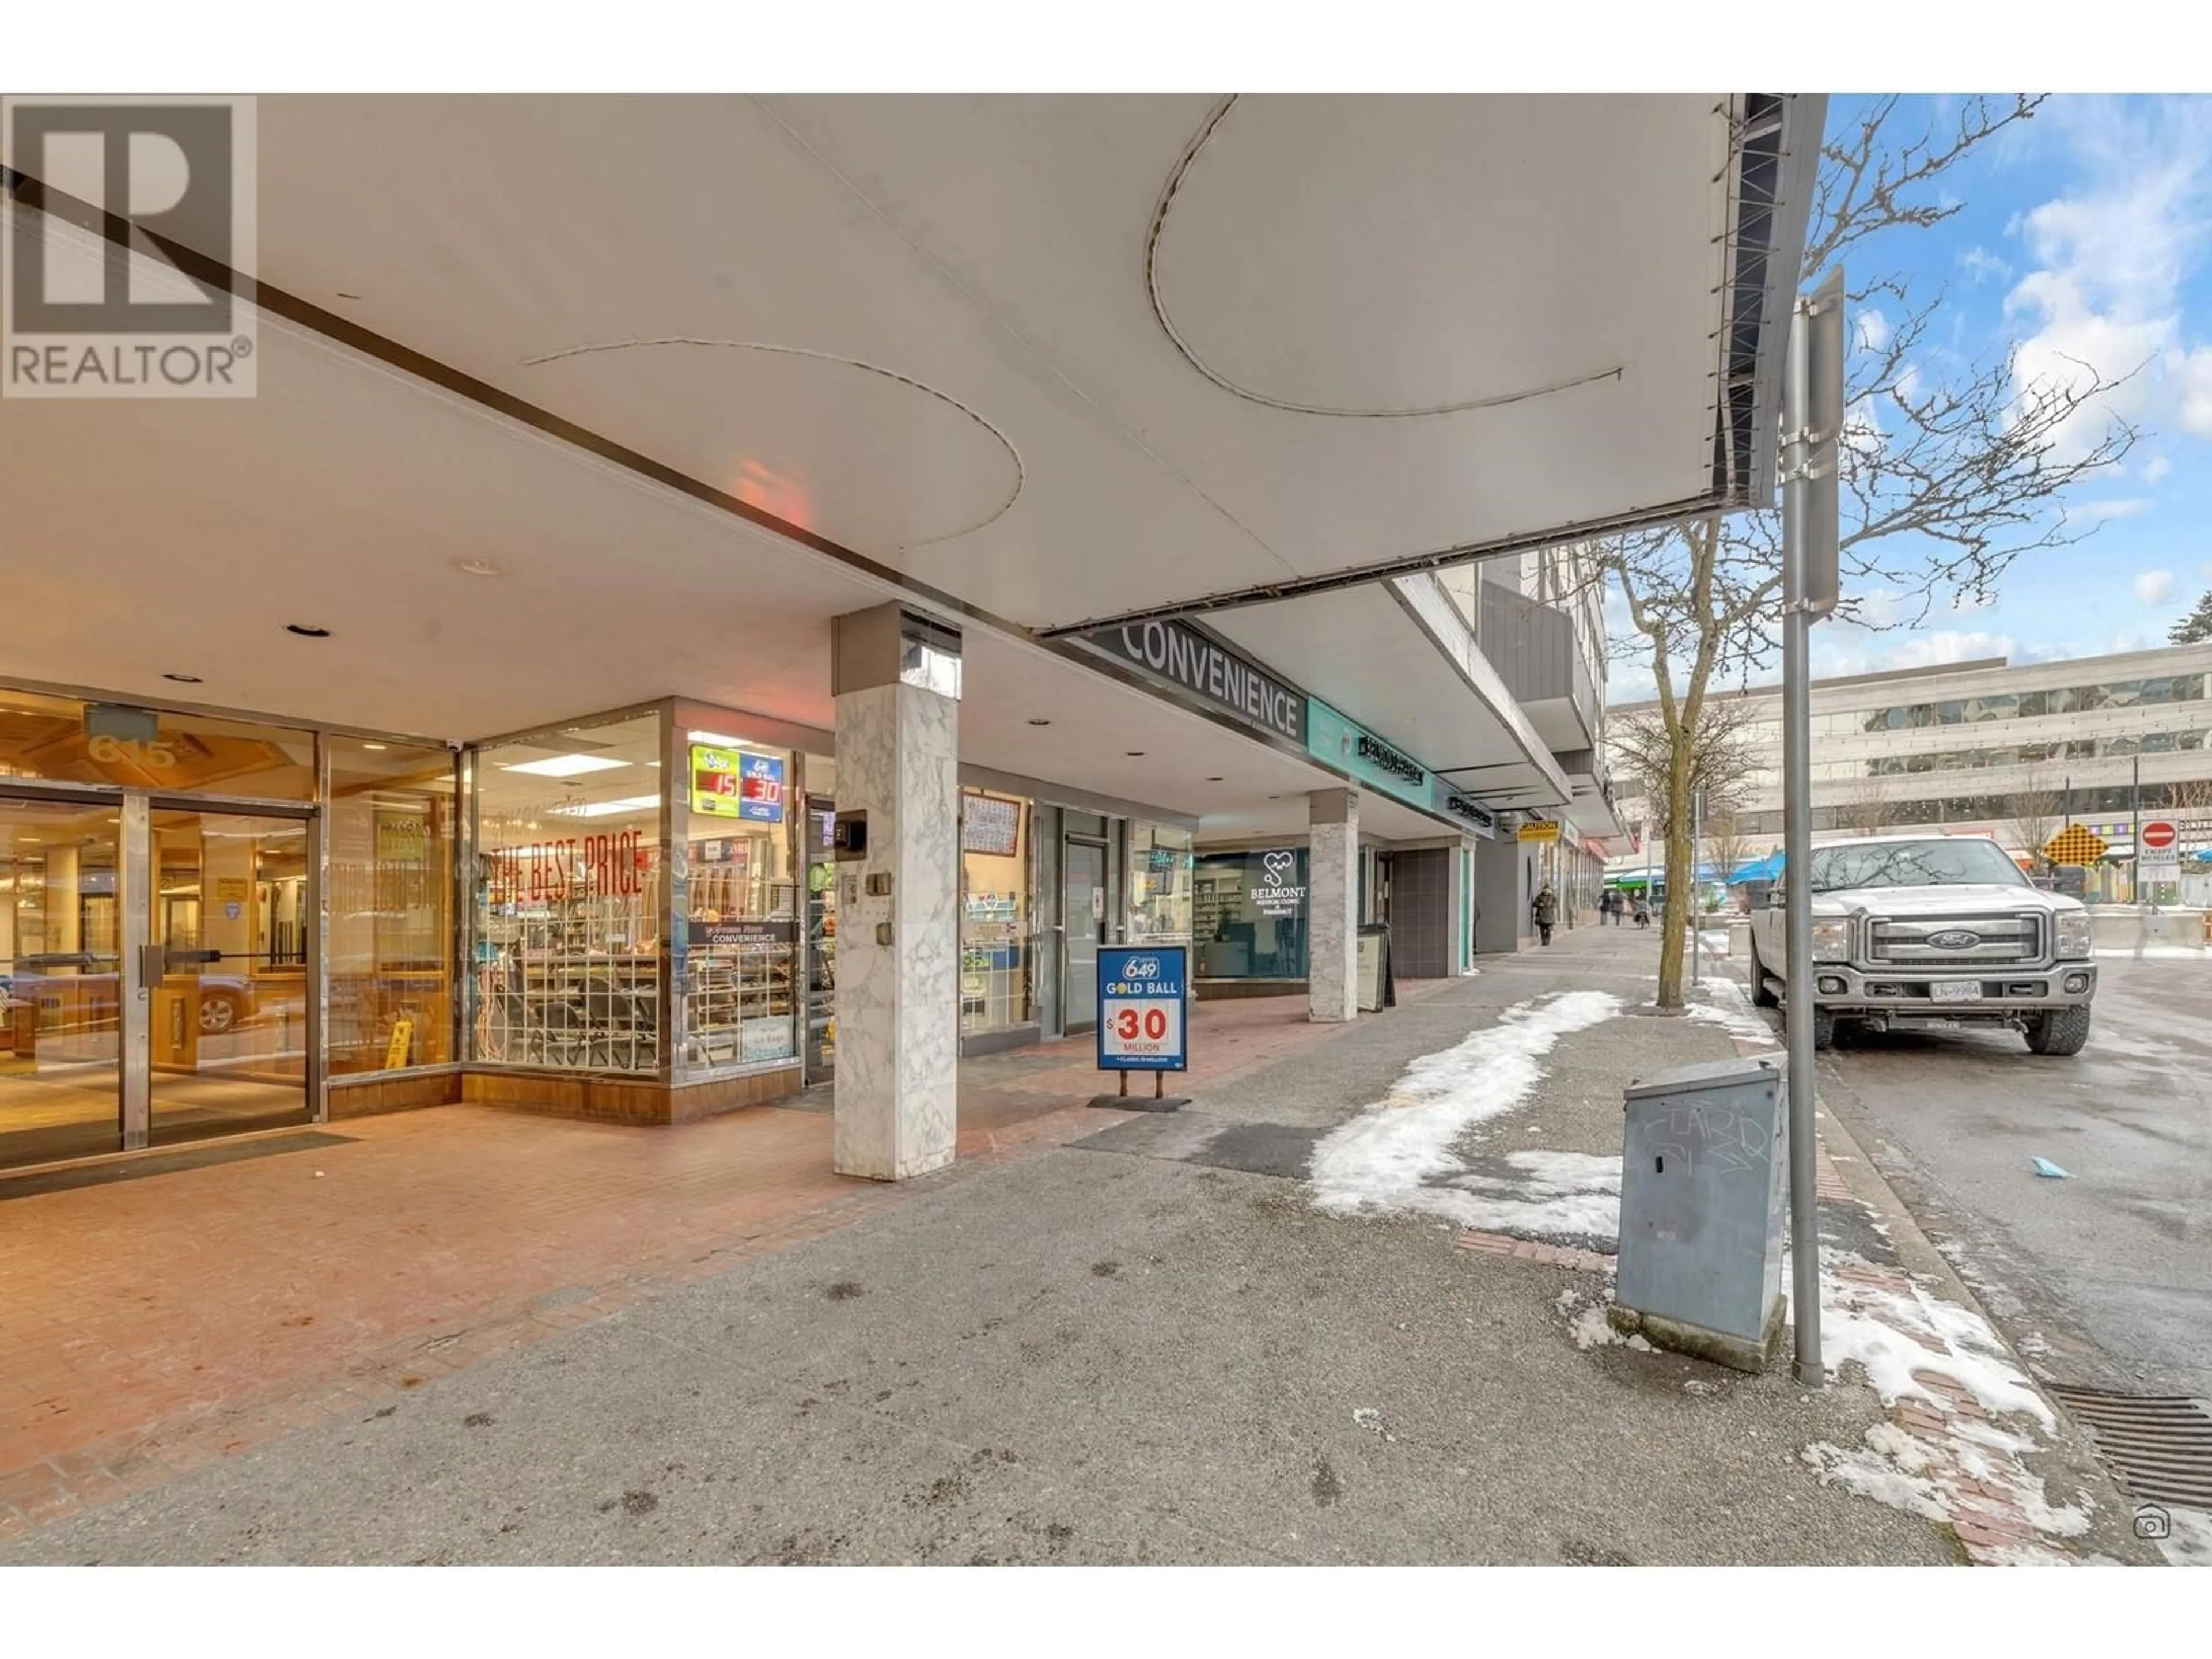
1821,1271,2055,1430
1681,996,1779,1051
2154,1505,2212,1568
1558,1285,1653,1352
1307,991,1621,1232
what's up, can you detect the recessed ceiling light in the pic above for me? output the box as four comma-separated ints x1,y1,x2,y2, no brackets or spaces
286,624,331,638
361,742,388,751
548,794,661,819
452,558,506,578
1028,718,1052,727
162,672,202,684
502,754,630,778
686,730,753,748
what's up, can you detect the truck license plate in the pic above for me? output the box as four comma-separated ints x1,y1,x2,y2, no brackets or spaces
1930,979,1984,1005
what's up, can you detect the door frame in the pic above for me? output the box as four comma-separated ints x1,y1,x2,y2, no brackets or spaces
138,794,322,1147
1,780,323,1153
1060,834,1109,1035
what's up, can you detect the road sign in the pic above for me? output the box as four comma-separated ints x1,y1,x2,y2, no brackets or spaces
2044,825,2108,867
1096,945,1187,1073
2141,849,2181,882
2141,820,2178,851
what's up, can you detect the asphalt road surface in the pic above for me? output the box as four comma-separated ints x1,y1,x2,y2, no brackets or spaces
1809,952,2212,1400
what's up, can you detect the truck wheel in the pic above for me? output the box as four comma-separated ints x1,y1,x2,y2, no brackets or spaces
2025,1005,2092,1057
1747,938,1780,1008
1786,1001,1834,1052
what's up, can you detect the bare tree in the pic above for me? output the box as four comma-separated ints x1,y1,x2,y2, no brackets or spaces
1607,699,1763,842
2009,764,2066,872
1578,96,2138,1008
1838,774,1893,836
1704,810,1757,908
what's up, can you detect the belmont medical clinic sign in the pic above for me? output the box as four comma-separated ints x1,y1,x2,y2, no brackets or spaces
3,96,258,397
1078,620,1304,745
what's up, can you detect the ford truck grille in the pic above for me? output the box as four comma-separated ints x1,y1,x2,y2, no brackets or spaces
1866,914,2044,968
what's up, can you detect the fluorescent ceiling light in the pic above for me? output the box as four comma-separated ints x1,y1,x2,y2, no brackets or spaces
502,754,630,778
548,794,661,819
686,730,753,748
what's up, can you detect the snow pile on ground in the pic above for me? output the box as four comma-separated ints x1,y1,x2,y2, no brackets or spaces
1800,1260,2104,1556
1821,1271,2055,1431
1435,1149,1623,1238
1307,991,1622,1233
1681,994,1779,1052
1557,1286,1653,1353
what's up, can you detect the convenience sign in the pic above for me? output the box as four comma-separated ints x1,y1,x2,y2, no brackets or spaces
1096,945,1187,1073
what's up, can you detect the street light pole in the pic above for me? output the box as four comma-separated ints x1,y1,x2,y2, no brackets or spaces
1782,268,1845,1389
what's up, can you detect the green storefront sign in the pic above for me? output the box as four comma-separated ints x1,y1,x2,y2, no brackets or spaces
1304,697,1434,812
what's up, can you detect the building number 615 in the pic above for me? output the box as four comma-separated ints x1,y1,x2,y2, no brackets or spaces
1113,1007,1170,1041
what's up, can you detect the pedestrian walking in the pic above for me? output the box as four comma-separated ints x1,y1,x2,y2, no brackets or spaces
1532,882,1559,946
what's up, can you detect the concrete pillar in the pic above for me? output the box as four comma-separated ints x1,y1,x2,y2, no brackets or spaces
1448,836,1476,974
830,605,962,1181
1308,788,1358,1022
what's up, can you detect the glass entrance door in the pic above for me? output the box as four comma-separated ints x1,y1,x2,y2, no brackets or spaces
1063,839,1106,1035
0,796,124,1167
146,806,312,1147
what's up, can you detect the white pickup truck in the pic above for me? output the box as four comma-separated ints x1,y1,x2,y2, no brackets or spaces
1747,834,2097,1056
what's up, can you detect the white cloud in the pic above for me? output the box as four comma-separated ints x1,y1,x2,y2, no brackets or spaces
2143,453,2173,482
2004,97,2212,459
2134,569,2176,604
1884,631,2017,671
1855,308,1892,353
1960,245,2013,286
2066,496,2153,524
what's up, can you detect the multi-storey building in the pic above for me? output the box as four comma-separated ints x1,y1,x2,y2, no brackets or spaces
1607,641,2212,892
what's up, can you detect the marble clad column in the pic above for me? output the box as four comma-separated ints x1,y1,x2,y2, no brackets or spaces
1308,788,1358,1024
831,605,961,1181
1447,835,1476,975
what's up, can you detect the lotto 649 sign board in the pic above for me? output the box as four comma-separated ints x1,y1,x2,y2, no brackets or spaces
1097,946,1187,1073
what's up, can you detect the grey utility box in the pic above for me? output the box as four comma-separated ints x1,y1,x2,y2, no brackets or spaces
1611,1056,1788,1373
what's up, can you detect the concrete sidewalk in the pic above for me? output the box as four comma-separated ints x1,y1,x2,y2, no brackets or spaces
2,927,2156,1565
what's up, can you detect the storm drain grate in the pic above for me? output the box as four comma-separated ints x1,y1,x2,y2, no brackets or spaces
2047,1386,2212,1509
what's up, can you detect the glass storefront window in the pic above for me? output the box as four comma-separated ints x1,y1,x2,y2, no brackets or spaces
960,789,1032,1035
681,719,800,1071
329,737,456,1075
1192,849,1309,979
1127,823,1194,946
0,687,314,800
472,711,666,1073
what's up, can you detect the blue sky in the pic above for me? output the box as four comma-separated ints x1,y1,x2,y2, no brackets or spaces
1618,93,2212,697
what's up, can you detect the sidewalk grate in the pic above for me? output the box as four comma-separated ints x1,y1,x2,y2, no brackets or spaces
2047,1386,2212,1509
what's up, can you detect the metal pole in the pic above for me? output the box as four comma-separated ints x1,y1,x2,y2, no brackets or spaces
2133,755,2143,910
1782,297,1824,1388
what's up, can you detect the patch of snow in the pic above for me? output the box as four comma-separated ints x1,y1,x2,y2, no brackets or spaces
2154,1505,2212,1568
1683,983,1781,1050
1554,1287,1581,1315
1569,1297,1652,1353
1821,1272,2055,1431
1802,1438,1951,1523
1683,1378,1721,1397
1308,990,1622,1233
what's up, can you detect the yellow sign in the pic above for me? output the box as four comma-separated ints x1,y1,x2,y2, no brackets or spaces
215,878,250,904
1517,820,1561,843
384,1017,414,1070
2043,825,2108,867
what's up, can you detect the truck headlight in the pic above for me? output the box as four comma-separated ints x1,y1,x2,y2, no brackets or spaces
1810,919,1853,962
2055,912,2092,961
